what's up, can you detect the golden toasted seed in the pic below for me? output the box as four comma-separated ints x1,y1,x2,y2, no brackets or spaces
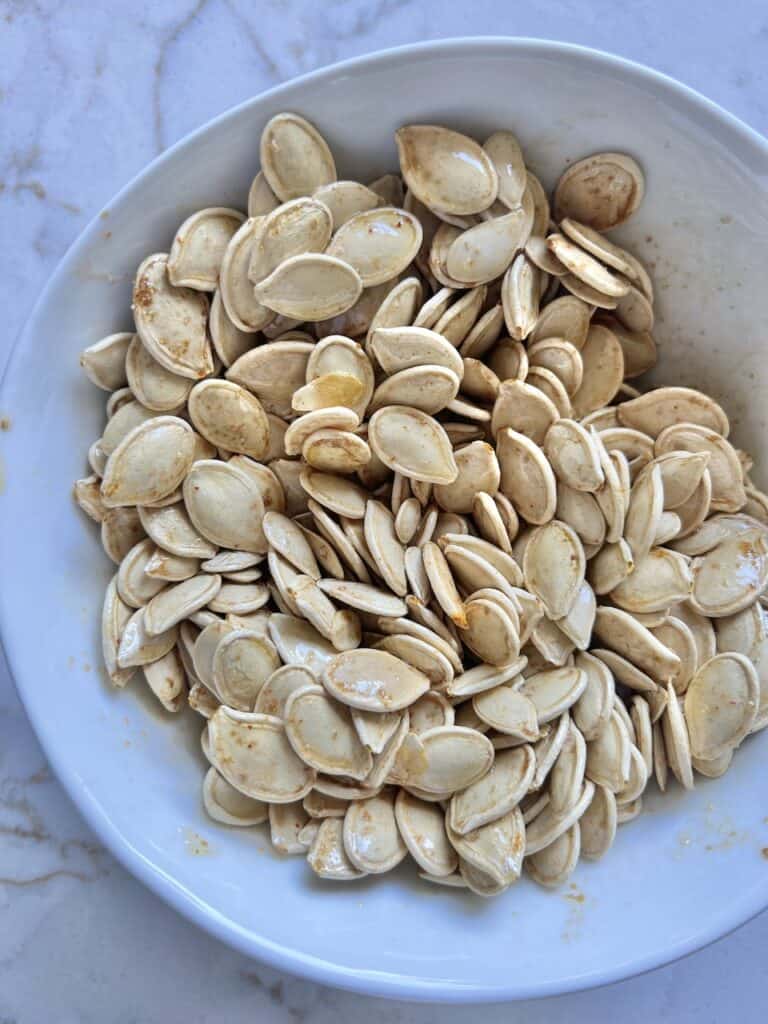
483,130,526,208
327,207,422,287
690,530,768,617
447,208,531,285
168,207,245,291
654,423,744,513
370,364,460,415
554,152,644,230
531,295,591,348
342,789,407,874
396,125,498,216
125,335,194,413
491,379,559,444
101,416,195,508
368,406,457,485
448,806,525,887
323,648,429,712
260,113,336,201
404,726,495,794
395,789,457,877
684,653,759,761
254,254,363,321
226,339,312,419
497,428,557,525
571,325,625,418
523,521,585,619
594,606,680,683
618,386,729,438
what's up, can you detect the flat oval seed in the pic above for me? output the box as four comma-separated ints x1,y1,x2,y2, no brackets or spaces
323,648,429,711
519,667,588,724
248,197,333,284
369,325,464,378
526,823,581,889
690,530,768,617
449,745,534,835
300,468,367,519
343,790,407,874
483,130,526,208
255,664,318,718
139,502,217,559
307,817,367,880
101,416,195,508
594,606,680,683
102,575,135,686
497,428,558,526
524,781,594,855
144,574,221,635
491,379,559,445
260,113,336,201
117,608,178,669
446,208,531,285
187,379,270,460
80,332,131,390
572,651,615,741
395,789,457,876
547,234,629,298
212,629,280,710
579,784,617,860
284,684,373,780
132,253,213,378
168,207,245,291
202,766,268,826
473,686,538,740
544,419,603,492
368,406,457,485
184,460,266,553
585,709,631,792
269,801,311,855
396,125,498,216
125,335,194,412
364,500,407,596
254,253,363,321
502,253,539,341
523,521,585,619
314,180,380,229
327,207,422,287
434,442,500,516
570,325,625,418
531,295,591,348
684,653,759,760
618,386,729,438
554,152,644,230
227,340,313,419
209,707,315,802
611,548,693,613
318,579,406,618
408,726,495,794
448,807,525,887
624,463,664,562
370,364,459,415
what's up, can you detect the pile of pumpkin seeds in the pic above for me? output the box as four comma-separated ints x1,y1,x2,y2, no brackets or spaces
74,114,768,896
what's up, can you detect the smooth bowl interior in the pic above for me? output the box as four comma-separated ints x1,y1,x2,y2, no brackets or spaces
1,38,768,1003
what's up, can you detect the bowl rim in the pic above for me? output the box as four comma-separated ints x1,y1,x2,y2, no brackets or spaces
2,35,767,1003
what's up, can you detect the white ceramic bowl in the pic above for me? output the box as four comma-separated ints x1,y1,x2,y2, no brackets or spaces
2,38,767,1003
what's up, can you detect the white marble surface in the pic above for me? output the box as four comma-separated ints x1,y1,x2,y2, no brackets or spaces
2,1,768,1019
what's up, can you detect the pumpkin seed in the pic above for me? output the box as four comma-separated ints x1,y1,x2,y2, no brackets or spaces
396,125,498,216
260,113,336,201
497,428,558,525
554,152,644,230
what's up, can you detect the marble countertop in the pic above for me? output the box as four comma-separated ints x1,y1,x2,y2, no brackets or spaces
2,1,767,1020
